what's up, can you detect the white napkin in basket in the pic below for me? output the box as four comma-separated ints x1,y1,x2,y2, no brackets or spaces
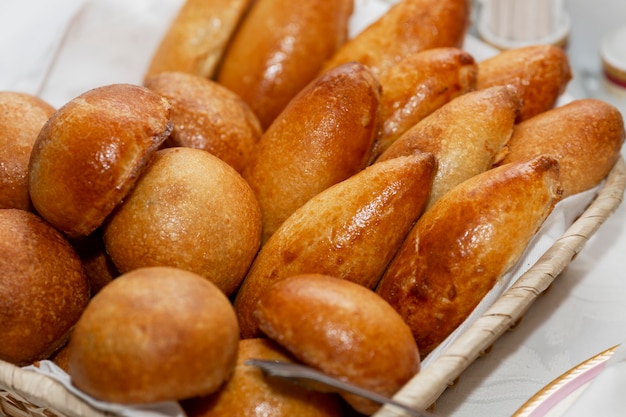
23,361,185,417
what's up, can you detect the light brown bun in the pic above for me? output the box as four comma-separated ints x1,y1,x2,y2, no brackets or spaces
216,0,353,129
28,83,172,239
0,92,55,211
373,47,477,159
144,71,262,173
376,155,562,357
476,44,572,121
182,338,343,417
242,62,381,244
68,266,240,404
322,0,470,78
235,152,436,338
254,274,421,415
103,147,261,296
378,85,522,208
144,0,254,80
498,98,625,197
0,209,90,366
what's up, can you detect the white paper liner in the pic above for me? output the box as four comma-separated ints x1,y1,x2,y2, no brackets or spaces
22,361,185,417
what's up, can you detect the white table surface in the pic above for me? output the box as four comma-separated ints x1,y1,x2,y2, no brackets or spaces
2,1,626,416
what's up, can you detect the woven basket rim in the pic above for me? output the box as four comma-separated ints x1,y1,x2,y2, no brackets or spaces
1,157,625,417
372,155,626,417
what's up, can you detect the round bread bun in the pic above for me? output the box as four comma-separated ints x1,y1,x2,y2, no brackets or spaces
28,83,172,239
144,71,262,173
0,92,55,211
253,274,421,415
0,209,90,366
68,266,240,404
182,338,343,417
103,147,262,296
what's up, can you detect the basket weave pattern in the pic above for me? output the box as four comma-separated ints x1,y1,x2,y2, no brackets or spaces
1,157,625,417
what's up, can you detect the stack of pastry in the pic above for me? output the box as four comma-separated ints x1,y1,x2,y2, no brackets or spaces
0,0,624,416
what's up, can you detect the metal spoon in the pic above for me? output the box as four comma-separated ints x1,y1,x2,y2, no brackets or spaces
245,359,438,417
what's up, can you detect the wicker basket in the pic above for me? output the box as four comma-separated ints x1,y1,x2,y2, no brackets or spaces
1,157,625,417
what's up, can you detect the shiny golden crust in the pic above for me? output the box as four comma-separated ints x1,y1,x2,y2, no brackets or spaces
0,92,55,211
242,62,381,244
144,71,262,173
499,98,625,197
254,274,421,415
145,0,253,80
376,155,562,357
235,153,436,338
379,85,522,208
68,267,240,404
373,47,478,159
0,209,90,366
182,338,343,417
103,147,261,296
216,0,353,129
476,44,572,121
28,84,171,238
322,0,471,78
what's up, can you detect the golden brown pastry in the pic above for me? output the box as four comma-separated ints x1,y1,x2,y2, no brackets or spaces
144,0,254,80
216,0,354,129
0,209,90,366
372,47,477,159
182,338,343,417
103,147,262,296
0,91,55,211
376,155,562,357
144,71,262,173
68,266,240,404
476,44,572,121
235,152,436,338
28,83,172,239
254,274,421,415
378,85,522,208
242,62,380,244
498,98,625,197
321,0,471,78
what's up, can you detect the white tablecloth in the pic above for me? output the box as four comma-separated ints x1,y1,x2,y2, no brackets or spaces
2,1,625,416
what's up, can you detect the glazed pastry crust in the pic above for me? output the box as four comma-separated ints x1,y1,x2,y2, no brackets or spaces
68,267,240,404
144,0,253,80
372,47,478,159
499,98,625,197
376,155,562,357
28,84,171,238
235,153,436,339
476,44,572,121
378,85,522,208
0,92,55,211
144,71,262,173
254,274,420,415
0,209,89,366
103,148,262,296
322,0,471,78
216,0,354,129
242,62,381,244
